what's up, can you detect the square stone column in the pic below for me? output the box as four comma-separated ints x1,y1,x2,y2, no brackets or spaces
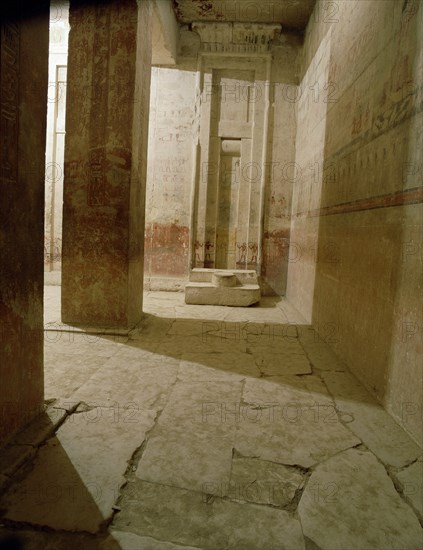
62,0,152,328
0,4,49,446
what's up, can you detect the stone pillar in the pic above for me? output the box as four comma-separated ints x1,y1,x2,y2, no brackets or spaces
0,4,49,446
62,0,152,328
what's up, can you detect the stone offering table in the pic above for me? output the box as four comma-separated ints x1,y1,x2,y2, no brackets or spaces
185,268,260,306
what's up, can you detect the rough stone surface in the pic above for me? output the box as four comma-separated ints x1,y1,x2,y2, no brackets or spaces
44,352,110,400
0,527,100,550
185,282,261,307
136,424,234,493
225,457,305,507
1,409,156,533
235,377,360,468
178,352,260,381
253,350,312,376
102,531,200,550
298,448,423,550
69,356,178,410
395,460,423,520
322,371,422,468
0,445,36,479
113,479,305,550
136,380,241,492
10,407,67,446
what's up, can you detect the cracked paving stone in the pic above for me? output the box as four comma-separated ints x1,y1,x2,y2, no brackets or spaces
235,377,360,468
395,459,423,520
130,316,175,341
11,407,67,446
157,380,244,430
136,424,234,493
253,351,312,376
194,334,249,354
167,319,212,336
130,334,248,356
242,374,334,408
0,527,100,550
69,358,178,410
44,352,110,400
44,332,125,357
322,371,422,468
223,308,287,325
298,447,423,550
175,305,229,320
112,479,305,550
299,336,347,372
246,335,304,354
276,301,307,324
178,352,260,382
0,444,36,478
103,345,167,365
223,456,305,507
135,381,242,492
102,531,201,549
0,409,156,533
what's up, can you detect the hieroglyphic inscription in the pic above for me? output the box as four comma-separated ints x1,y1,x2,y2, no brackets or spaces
1,23,19,184
88,4,110,206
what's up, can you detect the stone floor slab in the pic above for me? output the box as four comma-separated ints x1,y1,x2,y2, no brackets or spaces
175,305,229,320
223,307,287,325
1,409,156,533
298,448,423,550
157,380,244,431
103,531,201,549
299,339,346,371
242,374,333,408
129,315,175,341
178,352,260,382
44,352,109,399
0,444,36,478
136,424,234,493
45,331,125,358
167,319,212,337
395,459,423,520
224,457,305,507
11,407,67,446
322,371,422,467
253,351,312,375
246,336,304,354
235,377,360,467
0,527,100,550
69,359,178,411
113,479,305,550
276,300,308,324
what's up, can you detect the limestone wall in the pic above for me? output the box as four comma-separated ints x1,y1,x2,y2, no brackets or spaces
144,64,196,291
287,0,423,444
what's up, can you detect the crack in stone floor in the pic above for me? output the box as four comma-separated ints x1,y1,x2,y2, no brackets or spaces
0,288,421,549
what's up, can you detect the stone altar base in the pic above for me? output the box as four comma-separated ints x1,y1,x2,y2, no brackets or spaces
185,268,261,306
